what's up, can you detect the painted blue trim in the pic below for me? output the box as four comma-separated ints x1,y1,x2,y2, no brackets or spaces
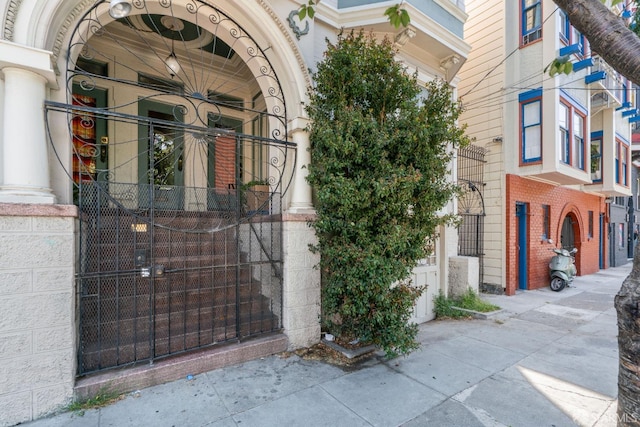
629,116,640,123
516,202,528,290
518,88,542,102
591,130,604,138
585,71,606,84
337,0,464,38
599,213,604,269
616,133,630,145
520,97,542,163
560,89,588,115
622,109,638,118
559,44,580,57
521,0,542,36
572,58,593,72
617,101,632,111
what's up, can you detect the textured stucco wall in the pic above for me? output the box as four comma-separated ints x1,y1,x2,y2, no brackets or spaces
281,214,321,350
0,204,77,427
448,256,480,298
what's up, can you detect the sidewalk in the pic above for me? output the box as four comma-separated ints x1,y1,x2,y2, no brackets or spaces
24,263,631,427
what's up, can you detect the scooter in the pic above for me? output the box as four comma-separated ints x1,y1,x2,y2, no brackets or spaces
549,247,577,292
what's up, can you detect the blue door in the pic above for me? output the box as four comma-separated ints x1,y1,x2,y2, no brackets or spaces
516,202,527,290
599,213,604,269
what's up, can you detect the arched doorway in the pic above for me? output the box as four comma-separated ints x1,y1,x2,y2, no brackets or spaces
560,215,575,250
45,0,296,375
560,212,581,273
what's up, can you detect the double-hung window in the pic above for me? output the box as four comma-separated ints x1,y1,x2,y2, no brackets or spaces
522,0,542,45
559,103,569,164
559,94,587,171
573,112,585,170
616,141,621,184
559,11,587,57
621,140,629,186
520,90,542,163
590,132,603,182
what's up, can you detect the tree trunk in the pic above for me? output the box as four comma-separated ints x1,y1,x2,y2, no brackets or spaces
553,0,640,86
550,2,640,424
616,248,640,426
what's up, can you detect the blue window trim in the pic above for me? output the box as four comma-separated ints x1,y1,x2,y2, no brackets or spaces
560,89,587,115
559,94,587,171
519,88,542,102
559,102,570,165
574,112,585,170
521,96,542,164
590,133,603,183
522,0,542,44
616,141,621,185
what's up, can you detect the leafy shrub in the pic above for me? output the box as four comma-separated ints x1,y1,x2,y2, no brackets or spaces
306,30,469,357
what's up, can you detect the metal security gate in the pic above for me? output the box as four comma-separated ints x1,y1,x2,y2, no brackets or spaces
457,145,486,286
45,0,295,375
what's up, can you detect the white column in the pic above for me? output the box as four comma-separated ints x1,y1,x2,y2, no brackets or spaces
0,41,57,204
287,118,314,213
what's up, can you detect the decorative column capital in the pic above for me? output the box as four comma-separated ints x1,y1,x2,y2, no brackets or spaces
0,40,57,87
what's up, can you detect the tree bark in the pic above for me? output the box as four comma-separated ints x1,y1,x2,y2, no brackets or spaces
615,250,640,426
552,1,640,425
553,0,640,86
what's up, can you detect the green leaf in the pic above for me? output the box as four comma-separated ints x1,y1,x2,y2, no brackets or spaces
563,61,573,74
308,6,315,19
400,9,411,27
384,5,399,18
298,6,307,20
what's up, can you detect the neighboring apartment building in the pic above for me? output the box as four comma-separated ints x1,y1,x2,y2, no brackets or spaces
0,0,469,424
458,0,636,295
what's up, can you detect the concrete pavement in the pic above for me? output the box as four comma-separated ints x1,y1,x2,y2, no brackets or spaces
23,263,631,427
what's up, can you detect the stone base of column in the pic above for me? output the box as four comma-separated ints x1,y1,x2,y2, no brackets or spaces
0,186,56,204
286,205,315,215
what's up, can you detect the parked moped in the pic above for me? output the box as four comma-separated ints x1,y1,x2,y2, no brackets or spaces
549,247,577,292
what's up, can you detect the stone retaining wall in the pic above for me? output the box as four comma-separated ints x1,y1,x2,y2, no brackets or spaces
0,204,77,427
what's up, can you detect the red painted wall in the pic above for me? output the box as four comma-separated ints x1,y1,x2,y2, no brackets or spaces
505,175,607,295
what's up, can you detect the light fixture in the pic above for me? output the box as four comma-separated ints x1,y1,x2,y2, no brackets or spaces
162,16,183,78
165,51,181,78
109,0,132,19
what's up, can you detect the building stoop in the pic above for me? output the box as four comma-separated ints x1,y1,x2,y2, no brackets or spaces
75,333,288,400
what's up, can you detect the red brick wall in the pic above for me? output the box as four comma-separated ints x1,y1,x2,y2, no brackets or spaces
505,175,607,295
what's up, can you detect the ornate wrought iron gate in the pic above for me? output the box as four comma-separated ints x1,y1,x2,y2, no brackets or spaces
45,0,294,375
457,145,486,286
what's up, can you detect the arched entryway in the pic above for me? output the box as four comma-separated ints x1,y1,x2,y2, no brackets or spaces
560,215,576,250
45,0,297,375
559,211,581,273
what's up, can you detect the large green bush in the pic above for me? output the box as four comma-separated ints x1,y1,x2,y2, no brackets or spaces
306,30,469,357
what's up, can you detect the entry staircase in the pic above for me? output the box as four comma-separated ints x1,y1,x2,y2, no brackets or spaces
78,208,280,374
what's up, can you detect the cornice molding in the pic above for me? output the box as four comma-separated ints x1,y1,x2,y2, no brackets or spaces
256,0,312,89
